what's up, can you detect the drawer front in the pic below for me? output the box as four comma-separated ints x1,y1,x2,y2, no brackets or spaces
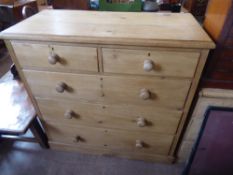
12,42,98,72
24,70,191,109
102,48,200,77
102,76,191,109
49,142,174,163
23,70,102,102
37,98,182,135
45,122,174,155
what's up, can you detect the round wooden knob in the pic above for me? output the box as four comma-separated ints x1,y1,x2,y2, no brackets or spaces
140,88,151,100
137,117,146,127
135,140,143,148
64,110,74,119
48,53,59,65
143,59,154,72
56,82,67,93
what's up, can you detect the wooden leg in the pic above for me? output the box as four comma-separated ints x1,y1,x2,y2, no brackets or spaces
10,64,20,80
30,117,49,149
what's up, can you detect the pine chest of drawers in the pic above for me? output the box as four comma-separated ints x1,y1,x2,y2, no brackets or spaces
0,10,215,162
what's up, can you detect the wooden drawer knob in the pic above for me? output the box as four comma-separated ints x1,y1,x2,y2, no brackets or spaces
140,88,151,100
135,140,144,148
137,117,146,127
64,110,74,119
143,59,154,72
56,82,67,93
48,53,59,65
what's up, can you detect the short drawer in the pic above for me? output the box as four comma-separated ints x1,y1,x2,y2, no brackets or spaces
37,98,182,135
102,48,200,77
12,42,98,72
23,70,102,102
45,122,174,155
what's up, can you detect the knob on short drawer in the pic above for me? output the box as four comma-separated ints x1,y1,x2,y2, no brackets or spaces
137,117,146,127
135,140,144,148
140,88,151,100
143,59,154,72
56,82,67,93
64,110,74,119
48,52,59,65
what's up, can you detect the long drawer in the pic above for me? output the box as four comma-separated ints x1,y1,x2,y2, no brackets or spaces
36,98,182,135
49,141,175,163
45,122,174,155
102,48,200,77
23,70,191,109
12,42,98,72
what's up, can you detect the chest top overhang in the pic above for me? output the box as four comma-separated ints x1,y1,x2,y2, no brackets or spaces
0,10,215,49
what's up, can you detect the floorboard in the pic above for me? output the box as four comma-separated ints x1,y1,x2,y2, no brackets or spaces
0,142,183,175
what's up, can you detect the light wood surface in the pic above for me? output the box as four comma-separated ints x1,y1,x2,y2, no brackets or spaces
12,42,98,72
168,50,209,155
36,98,182,135
23,70,191,109
0,10,214,49
200,88,233,99
23,70,102,103
49,141,175,163
45,122,174,155
1,10,214,162
103,48,200,78
102,75,191,108
4,40,45,123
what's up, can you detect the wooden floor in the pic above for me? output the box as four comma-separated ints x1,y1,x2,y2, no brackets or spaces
0,141,184,175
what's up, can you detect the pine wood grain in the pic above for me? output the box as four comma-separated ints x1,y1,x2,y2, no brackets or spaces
0,10,215,49
45,122,174,155
23,70,102,103
12,42,98,72
23,70,191,109
36,97,182,135
102,48,200,78
0,10,214,162
49,141,175,163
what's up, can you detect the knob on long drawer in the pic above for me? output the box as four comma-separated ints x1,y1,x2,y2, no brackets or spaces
135,140,144,148
137,117,146,127
48,52,59,65
140,88,151,100
56,82,67,93
143,59,154,72
64,110,74,119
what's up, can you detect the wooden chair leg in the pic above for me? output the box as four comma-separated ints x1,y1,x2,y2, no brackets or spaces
10,64,20,80
30,117,49,148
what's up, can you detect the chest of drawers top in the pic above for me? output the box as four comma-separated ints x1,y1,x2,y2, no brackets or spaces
0,10,214,49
